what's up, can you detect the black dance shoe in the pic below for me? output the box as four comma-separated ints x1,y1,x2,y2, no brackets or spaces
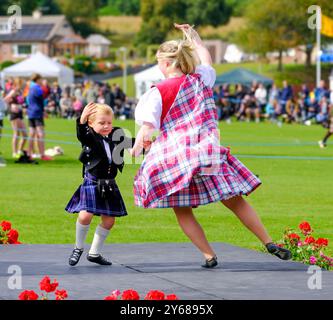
201,255,218,268
265,242,292,260
69,248,83,266
87,254,112,266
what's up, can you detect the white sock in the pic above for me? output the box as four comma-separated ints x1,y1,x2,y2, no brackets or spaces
75,220,90,250
89,225,110,256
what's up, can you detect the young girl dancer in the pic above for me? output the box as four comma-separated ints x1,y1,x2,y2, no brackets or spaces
131,23,291,268
66,102,134,266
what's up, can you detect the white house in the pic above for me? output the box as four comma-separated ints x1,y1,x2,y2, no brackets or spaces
86,34,111,58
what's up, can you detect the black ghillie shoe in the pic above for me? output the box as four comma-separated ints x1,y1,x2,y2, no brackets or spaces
87,254,112,266
266,242,292,260
201,255,218,268
69,248,83,266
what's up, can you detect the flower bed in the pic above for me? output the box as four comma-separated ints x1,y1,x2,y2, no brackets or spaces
19,276,68,300
0,220,21,244
18,276,179,300
276,221,332,270
104,289,178,300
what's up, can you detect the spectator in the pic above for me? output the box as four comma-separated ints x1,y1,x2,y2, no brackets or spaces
244,95,261,123
41,79,51,100
279,80,293,114
60,92,73,118
4,81,28,158
73,97,83,118
304,96,319,125
315,80,330,102
255,83,267,114
316,96,329,124
27,73,52,161
0,90,6,149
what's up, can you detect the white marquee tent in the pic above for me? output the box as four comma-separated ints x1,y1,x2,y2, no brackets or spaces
1,52,74,87
134,64,164,99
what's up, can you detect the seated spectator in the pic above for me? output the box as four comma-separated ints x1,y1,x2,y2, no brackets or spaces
285,98,301,123
244,95,261,123
255,83,267,114
316,96,329,124
304,96,319,125
73,97,83,118
60,92,73,118
315,80,330,102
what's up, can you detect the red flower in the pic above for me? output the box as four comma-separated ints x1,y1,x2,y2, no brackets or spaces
287,233,300,243
40,276,59,293
104,295,118,300
144,290,165,300
1,221,11,231
18,290,39,300
55,289,68,300
304,236,316,245
121,289,140,300
315,238,328,247
8,229,19,244
299,222,312,235
165,294,179,300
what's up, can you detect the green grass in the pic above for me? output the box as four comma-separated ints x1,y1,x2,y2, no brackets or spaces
0,118,332,256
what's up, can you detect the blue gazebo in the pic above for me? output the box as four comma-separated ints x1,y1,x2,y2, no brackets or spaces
215,68,274,87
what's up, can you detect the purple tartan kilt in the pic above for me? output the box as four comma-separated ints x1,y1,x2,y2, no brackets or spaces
65,173,127,217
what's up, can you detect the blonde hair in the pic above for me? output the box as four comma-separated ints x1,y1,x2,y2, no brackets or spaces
87,103,114,124
157,39,198,74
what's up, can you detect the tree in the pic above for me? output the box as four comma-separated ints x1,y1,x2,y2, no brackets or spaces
136,0,231,49
37,0,62,14
234,0,333,70
107,0,140,15
225,0,251,16
185,0,231,27
0,0,11,15
56,0,100,36
233,0,301,71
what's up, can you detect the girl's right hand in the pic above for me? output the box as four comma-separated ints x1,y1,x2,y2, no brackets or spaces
80,102,97,124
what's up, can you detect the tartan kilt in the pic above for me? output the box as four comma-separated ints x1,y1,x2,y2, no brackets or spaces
65,172,127,217
135,149,261,208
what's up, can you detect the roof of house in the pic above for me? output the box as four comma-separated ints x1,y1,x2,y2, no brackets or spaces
86,34,111,45
0,23,54,41
0,14,70,42
56,33,87,45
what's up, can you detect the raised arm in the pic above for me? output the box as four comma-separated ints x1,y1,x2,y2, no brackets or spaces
76,102,97,145
174,23,212,66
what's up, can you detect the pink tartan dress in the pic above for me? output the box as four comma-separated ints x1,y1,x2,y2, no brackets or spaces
133,73,261,208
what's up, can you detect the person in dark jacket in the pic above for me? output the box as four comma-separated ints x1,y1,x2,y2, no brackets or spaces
65,102,136,266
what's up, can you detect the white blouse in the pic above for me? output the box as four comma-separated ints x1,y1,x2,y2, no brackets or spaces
135,64,216,129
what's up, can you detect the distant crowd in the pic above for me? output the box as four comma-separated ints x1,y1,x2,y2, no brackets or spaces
213,80,333,127
0,75,136,161
1,78,137,121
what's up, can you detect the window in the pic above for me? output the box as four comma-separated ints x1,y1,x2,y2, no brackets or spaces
13,44,37,57
18,45,31,55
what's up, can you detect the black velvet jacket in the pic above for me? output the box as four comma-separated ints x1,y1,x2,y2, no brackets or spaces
76,118,134,179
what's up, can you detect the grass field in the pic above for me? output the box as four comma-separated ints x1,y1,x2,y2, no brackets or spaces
0,118,332,256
